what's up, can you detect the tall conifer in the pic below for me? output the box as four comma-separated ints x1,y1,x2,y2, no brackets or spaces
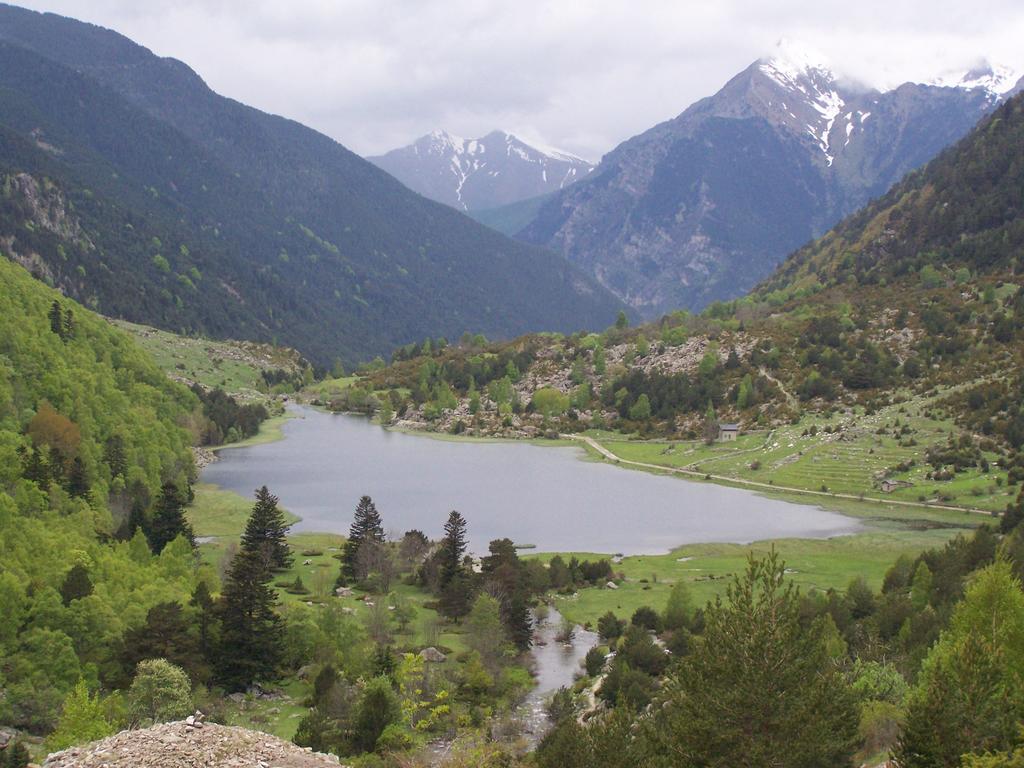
341,495,384,582
241,486,292,571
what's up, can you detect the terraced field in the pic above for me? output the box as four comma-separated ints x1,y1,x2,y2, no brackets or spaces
599,394,1014,514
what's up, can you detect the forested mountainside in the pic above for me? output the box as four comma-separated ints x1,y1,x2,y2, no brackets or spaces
0,5,623,368
368,130,593,211
511,46,1021,318
351,93,1024,499
0,256,202,732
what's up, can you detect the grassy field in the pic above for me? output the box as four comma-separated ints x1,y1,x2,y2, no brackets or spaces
531,518,976,629
594,394,1015,514
304,374,358,400
112,319,302,399
188,482,300,538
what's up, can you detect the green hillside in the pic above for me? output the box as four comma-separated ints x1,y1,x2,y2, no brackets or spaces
0,6,624,367
0,256,206,733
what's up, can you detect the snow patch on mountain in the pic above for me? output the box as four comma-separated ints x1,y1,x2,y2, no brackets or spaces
926,62,1019,98
369,129,594,211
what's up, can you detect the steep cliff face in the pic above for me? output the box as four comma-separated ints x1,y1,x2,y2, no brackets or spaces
517,45,1021,318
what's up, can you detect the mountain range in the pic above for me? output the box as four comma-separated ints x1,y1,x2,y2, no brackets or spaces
0,4,623,367
368,129,592,211
507,43,1023,318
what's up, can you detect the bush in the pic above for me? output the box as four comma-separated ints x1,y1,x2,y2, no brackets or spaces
128,659,193,725
584,646,607,677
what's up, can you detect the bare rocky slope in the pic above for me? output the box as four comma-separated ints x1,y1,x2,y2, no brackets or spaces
41,720,348,768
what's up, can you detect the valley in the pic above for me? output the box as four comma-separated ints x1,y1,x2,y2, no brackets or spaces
1,4,1023,768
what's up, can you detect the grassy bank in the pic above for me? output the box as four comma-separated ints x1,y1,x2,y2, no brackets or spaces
530,518,976,629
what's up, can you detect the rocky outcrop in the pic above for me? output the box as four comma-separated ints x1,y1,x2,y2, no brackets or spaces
42,720,348,768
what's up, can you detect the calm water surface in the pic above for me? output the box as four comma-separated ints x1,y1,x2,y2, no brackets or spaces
202,406,861,554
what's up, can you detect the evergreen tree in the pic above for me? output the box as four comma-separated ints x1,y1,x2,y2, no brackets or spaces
20,445,48,485
439,510,468,590
103,434,128,480
190,581,216,660
48,300,64,339
894,560,1024,767
506,592,533,651
148,482,196,554
60,564,93,606
351,676,400,753
646,551,858,767
66,456,90,499
341,496,385,582
703,400,719,444
240,486,293,571
1002,487,1024,534
122,601,208,684
216,546,284,691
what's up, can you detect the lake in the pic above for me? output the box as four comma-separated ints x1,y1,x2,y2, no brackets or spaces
201,405,861,554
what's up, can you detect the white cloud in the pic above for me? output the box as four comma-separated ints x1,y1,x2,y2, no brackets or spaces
14,0,1024,160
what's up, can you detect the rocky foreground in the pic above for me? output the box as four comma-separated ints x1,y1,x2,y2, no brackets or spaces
42,720,347,768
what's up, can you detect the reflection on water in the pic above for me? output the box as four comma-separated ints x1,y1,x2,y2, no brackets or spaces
202,405,861,555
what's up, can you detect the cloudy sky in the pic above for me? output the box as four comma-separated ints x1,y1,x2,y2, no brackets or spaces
14,0,1024,161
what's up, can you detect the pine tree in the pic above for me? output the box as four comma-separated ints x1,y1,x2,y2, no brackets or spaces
148,482,196,554
439,510,468,589
894,561,1024,767
66,456,90,498
240,486,293,571
341,495,384,582
216,545,284,691
506,593,533,651
647,551,858,767
122,601,208,685
20,445,48,485
48,300,64,339
60,564,93,605
437,511,473,619
190,581,216,659
103,434,128,480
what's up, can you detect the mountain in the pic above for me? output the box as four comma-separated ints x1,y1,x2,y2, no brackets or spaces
0,5,623,367
362,91,1024,462
368,129,593,211
514,42,1023,318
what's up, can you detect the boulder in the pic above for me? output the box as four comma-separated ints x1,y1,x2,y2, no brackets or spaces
419,647,447,663
605,581,618,590
334,587,353,597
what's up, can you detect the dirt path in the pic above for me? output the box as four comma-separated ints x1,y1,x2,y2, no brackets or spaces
759,366,799,409
564,434,994,518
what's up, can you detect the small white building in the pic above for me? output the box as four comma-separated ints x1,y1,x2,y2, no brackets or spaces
718,423,740,442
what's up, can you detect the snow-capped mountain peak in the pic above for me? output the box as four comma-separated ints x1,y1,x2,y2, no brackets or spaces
756,40,846,166
758,38,836,88
926,61,1019,98
370,130,594,211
